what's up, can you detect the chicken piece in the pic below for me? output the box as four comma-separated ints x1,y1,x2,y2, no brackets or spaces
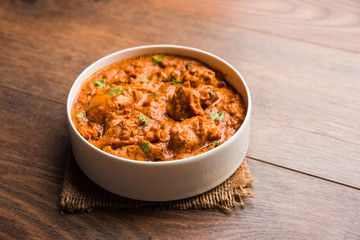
97,116,137,149
104,145,149,161
162,66,182,81
166,81,204,121
168,116,221,154
145,142,168,160
195,85,219,107
183,66,218,88
98,112,160,149
138,85,176,123
103,142,168,161
77,122,103,140
87,90,133,123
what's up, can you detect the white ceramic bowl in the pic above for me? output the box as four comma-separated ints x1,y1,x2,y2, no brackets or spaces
67,44,251,201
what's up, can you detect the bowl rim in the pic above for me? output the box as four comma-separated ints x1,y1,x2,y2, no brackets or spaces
67,44,251,166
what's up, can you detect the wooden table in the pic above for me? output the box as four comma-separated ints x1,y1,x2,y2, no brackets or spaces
1,0,359,239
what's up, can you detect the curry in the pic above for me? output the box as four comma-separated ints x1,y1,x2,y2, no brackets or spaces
72,54,246,161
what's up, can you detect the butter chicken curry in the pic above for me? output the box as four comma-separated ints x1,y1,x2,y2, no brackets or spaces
72,54,246,161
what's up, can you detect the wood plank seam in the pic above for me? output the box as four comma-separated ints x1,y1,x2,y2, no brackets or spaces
247,156,360,191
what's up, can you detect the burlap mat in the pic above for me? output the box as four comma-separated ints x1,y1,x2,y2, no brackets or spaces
60,152,254,213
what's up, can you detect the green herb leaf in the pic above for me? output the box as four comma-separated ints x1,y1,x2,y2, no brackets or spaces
93,78,106,88
153,92,161,98
106,85,124,95
140,141,150,153
140,77,150,83
210,111,224,121
138,114,149,126
209,142,221,151
75,113,88,121
171,78,182,84
114,85,123,92
152,55,164,63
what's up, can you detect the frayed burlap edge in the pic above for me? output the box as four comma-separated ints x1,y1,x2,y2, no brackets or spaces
60,152,254,213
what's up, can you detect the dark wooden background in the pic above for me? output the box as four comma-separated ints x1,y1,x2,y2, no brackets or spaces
1,0,359,239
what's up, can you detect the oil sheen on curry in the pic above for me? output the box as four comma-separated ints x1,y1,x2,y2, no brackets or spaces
72,54,246,161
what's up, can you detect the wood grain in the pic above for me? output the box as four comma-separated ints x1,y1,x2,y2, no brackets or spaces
1,0,360,238
0,0,359,187
152,0,360,53
0,87,69,168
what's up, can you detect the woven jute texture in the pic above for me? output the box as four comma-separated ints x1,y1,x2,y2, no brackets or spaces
60,152,254,213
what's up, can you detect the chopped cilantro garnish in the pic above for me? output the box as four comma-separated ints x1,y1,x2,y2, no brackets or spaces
114,85,123,92
153,92,161,98
152,55,164,63
210,111,224,121
75,113,88,121
140,77,150,83
171,78,182,84
140,141,150,153
106,85,123,95
138,114,149,126
93,78,106,88
209,142,221,151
